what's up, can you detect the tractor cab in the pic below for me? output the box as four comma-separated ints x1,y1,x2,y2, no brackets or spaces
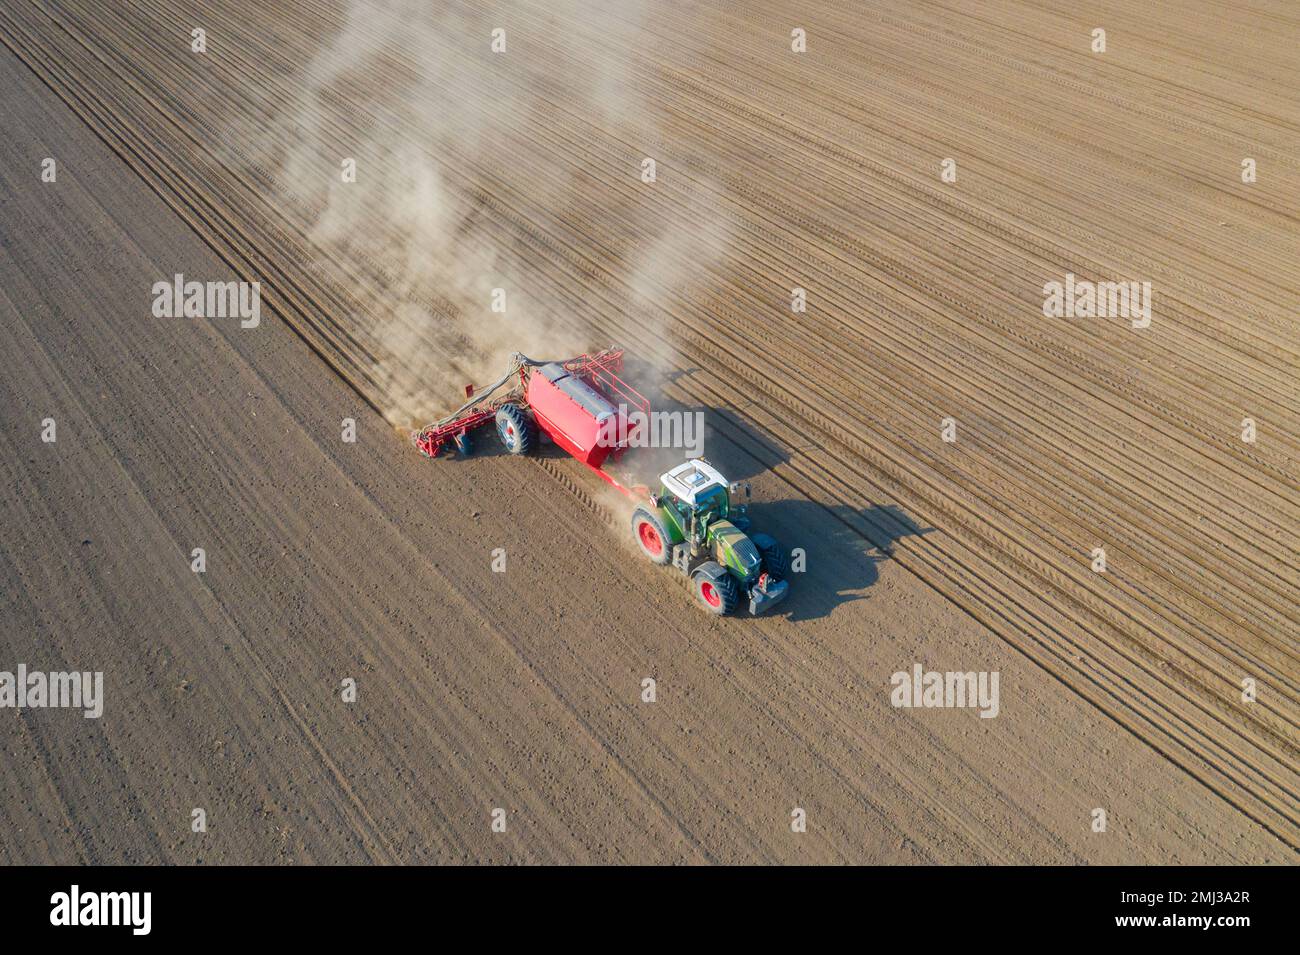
658,460,734,534
655,459,756,546
660,459,727,505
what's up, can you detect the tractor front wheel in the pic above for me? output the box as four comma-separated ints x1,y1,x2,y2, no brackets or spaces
495,404,535,455
631,508,672,566
750,532,789,581
692,562,738,616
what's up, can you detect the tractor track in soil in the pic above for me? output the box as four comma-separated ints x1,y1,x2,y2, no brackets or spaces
1,0,1297,861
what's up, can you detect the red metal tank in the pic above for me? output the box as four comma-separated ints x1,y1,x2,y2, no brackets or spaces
526,362,628,467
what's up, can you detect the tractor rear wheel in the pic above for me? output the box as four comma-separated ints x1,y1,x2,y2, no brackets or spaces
495,404,535,455
692,562,738,615
751,532,789,581
631,508,672,566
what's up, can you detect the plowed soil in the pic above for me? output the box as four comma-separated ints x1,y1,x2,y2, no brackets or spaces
1,0,1296,862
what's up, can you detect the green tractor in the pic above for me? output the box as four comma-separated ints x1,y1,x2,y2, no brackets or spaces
630,459,790,615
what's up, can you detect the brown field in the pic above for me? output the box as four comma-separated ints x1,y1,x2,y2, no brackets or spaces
0,0,1296,863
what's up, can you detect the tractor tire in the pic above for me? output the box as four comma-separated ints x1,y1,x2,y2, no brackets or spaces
631,508,672,566
692,562,738,615
750,532,789,581
494,404,535,455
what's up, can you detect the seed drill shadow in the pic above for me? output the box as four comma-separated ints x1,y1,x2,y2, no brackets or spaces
435,433,597,468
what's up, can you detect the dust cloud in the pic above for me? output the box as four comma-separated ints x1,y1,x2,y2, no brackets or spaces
246,0,731,427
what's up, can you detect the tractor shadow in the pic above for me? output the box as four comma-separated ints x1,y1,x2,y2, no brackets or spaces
742,498,934,622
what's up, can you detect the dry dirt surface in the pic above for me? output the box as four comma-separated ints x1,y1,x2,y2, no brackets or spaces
0,1,1296,863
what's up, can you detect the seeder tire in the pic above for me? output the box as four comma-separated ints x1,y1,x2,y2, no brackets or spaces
495,404,535,455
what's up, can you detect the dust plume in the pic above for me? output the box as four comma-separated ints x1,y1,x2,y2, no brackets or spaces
240,0,732,428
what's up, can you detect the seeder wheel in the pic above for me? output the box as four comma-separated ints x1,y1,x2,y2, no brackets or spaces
495,404,535,455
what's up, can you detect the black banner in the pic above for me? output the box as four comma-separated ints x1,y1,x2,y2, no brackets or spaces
0,865,1287,941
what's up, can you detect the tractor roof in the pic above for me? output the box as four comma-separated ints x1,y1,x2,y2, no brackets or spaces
661,459,727,505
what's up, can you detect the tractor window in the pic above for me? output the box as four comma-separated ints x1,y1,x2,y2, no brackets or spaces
694,485,728,518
